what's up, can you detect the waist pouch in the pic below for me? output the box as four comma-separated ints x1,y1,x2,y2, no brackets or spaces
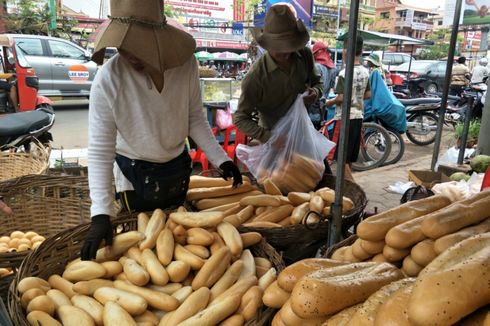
115,150,192,203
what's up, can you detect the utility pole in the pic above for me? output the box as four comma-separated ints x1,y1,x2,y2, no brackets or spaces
478,79,490,155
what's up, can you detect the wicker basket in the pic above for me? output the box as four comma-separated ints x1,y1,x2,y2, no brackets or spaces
0,141,50,182
8,211,285,326
238,174,367,264
0,174,90,302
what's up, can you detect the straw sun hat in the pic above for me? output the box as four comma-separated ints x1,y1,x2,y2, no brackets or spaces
252,4,310,53
92,0,196,73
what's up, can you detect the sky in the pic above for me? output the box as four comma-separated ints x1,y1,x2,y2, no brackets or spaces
63,0,447,18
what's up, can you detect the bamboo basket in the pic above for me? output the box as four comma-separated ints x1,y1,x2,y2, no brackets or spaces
8,211,284,326
0,174,90,302
0,141,50,182
238,174,367,264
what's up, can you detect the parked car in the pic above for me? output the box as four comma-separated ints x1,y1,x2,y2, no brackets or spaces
390,60,446,93
7,34,97,98
383,52,415,66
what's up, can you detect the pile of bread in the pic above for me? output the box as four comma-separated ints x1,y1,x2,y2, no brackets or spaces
263,231,489,326
18,208,278,326
187,176,353,228
330,191,490,276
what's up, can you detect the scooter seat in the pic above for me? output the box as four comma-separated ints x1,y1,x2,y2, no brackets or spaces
398,98,441,106
0,111,51,137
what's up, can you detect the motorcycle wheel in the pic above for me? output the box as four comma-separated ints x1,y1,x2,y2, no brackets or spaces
406,112,439,146
352,122,392,172
382,129,405,166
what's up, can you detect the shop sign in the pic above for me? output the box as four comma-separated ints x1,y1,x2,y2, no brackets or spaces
463,0,490,25
313,5,338,19
68,65,89,84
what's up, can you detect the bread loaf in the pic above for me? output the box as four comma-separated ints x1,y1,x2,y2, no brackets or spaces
356,195,451,241
351,239,372,260
322,304,363,326
385,216,428,249
263,280,290,308
421,193,490,239
382,245,411,262
277,258,347,292
373,281,415,326
410,239,437,266
345,278,416,326
359,239,385,255
279,299,328,326
290,262,403,318
401,255,423,277
408,233,490,326
433,218,490,254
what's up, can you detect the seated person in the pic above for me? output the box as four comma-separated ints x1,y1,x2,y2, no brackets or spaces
0,74,18,111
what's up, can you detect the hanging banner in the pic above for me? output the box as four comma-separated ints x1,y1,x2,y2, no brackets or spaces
254,0,314,28
463,0,490,25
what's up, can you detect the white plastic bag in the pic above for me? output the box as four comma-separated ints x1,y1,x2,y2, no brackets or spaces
236,93,335,193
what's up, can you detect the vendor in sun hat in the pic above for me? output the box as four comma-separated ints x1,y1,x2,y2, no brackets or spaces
233,4,323,143
364,52,392,85
82,0,242,260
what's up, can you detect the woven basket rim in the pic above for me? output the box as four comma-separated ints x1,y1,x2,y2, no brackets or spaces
0,141,51,182
8,211,285,326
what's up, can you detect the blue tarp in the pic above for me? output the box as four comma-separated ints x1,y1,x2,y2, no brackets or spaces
364,70,407,133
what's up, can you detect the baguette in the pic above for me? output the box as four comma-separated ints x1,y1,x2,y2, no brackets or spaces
373,282,415,326
63,261,106,282
21,288,44,309
165,287,211,325
258,267,277,291
255,205,294,223
141,249,169,286
382,245,411,262
217,222,243,256
170,211,225,228
290,262,403,318
172,225,187,245
113,280,179,312
385,215,428,249
240,232,262,248
290,202,309,225
287,192,311,206
420,232,490,276
401,255,423,277
351,239,372,260
72,279,113,296
46,289,72,310
239,285,263,321
210,260,244,301
309,195,325,214
102,301,136,326
186,228,214,246
101,261,123,278
210,275,257,306
240,194,282,207
176,293,242,326
433,217,490,254
27,311,62,326
421,193,490,239
408,233,490,326
345,278,416,326
156,228,174,266
359,239,385,255
171,286,193,304
263,280,290,308
48,275,76,298
192,247,231,290
236,205,255,223
123,258,150,286
356,195,451,241
174,244,205,270
371,253,388,263
186,183,253,201
315,188,354,213
137,213,149,234
125,247,143,265
277,258,348,292
58,305,95,326
195,191,262,210
264,178,283,195
202,202,242,212
26,295,55,316
221,203,243,217
184,244,210,259
93,287,147,316
167,261,191,283
243,221,281,228
188,175,251,189
210,232,226,255
139,209,166,250
238,249,256,280
71,294,104,325
410,239,437,266
219,314,244,326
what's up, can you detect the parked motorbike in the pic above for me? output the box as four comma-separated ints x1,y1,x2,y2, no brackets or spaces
0,105,54,151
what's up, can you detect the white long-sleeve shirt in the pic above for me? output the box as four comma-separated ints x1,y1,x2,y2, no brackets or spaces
88,54,230,217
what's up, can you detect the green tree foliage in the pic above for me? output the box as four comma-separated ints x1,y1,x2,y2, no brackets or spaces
417,28,463,60
4,0,51,34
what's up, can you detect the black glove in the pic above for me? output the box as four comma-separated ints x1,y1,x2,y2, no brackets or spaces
219,161,243,187
81,215,113,261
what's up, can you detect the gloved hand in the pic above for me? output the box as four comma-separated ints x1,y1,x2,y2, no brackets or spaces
219,161,243,187
81,215,113,261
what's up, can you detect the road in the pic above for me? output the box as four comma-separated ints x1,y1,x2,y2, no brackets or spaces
50,99,456,166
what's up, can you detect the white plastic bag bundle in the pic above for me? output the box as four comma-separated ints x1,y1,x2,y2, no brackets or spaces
236,93,335,193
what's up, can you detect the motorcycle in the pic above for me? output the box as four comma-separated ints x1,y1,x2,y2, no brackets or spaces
0,105,54,151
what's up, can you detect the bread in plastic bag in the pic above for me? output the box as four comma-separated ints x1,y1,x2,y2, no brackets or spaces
236,93,335,193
